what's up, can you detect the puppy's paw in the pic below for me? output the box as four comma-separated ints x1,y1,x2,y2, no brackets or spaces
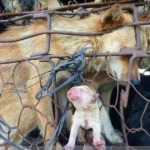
93,138,105,146
64,143,75,150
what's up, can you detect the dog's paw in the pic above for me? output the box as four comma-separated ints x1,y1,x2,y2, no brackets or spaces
64,143,75,150
93,138,105,146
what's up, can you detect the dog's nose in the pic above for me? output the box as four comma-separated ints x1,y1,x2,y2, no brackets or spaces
131,78,140,85
70,87,75,92
68,87,76,95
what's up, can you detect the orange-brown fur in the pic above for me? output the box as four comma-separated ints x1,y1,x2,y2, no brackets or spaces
0,4,148,149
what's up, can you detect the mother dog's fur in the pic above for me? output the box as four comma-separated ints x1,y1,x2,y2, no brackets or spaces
0,4,148,149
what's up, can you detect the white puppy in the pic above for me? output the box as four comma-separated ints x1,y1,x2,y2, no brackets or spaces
65,85,123,150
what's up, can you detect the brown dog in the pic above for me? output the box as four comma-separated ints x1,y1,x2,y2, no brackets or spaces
0,4,147,149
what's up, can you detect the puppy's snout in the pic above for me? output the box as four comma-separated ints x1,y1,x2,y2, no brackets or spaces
68,87,76,94
67,87,79,101
131,78,140,85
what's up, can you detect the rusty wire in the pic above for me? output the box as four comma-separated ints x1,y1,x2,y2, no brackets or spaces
0,1,150,150
0,1,147,17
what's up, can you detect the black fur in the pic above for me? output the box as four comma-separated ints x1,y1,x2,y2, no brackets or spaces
19,0,34,11
0,0,35,32
0,0,6,33
110,74,150,146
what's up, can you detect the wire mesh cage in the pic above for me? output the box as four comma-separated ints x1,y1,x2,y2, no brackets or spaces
0,0,150,150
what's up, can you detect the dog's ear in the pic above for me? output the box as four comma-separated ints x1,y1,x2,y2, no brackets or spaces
100,4,122,24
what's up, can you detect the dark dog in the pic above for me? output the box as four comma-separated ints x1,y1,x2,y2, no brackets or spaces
110,73,150,146
0,0,7,33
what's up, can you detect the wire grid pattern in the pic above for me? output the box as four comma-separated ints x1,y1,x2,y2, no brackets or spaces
0,1,150,150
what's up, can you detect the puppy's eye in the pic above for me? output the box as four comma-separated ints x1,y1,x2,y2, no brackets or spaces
81,89,86,92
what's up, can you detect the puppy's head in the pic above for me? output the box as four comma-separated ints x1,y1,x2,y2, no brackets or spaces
67,85,99,110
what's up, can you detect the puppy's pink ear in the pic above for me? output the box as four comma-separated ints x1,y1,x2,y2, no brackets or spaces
93,93,99,100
